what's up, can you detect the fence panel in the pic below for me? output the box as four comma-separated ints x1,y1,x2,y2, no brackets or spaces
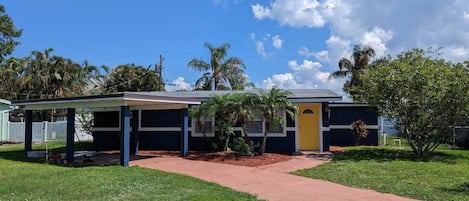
8,121,92,143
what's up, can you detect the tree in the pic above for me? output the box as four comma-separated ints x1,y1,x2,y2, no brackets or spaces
0,5,22,61
361,48,469,157
329,45,376,102
204,94,240,151
188,42,251,90
255,88,297,155
103,64,164,93
231,93,258,144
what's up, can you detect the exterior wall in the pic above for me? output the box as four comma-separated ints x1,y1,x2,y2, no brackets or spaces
0,103,11,142
93,107,299,153
329,105,379,146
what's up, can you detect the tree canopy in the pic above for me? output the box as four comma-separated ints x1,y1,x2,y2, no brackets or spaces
102,64,164,93
0,5,22,61
361,48,469,156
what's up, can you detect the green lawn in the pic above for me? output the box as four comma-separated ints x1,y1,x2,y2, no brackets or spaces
0,143,261,201
294,146,469,201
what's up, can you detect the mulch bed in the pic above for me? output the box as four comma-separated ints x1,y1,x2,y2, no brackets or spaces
186,151,294,167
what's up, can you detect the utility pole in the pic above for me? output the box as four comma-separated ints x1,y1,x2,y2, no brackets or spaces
156,54,164,91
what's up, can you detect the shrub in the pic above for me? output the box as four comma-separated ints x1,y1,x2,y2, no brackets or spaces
229,137,253,155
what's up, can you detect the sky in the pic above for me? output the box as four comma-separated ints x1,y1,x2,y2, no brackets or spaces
3,0,469,99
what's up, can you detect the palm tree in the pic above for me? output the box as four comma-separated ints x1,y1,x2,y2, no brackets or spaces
231,93,257,144
188,42,250,90
255,88,297,155
329,45,375,102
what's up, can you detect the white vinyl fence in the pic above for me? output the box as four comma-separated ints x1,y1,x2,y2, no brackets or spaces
7,121,92,143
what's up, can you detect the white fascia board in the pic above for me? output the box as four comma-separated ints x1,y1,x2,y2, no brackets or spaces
124,97,200,105
329,103,370,107
17,97,126,110
0,99,11,105
289,98,342,103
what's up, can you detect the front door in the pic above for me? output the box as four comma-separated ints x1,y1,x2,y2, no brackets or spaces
299,103,320,150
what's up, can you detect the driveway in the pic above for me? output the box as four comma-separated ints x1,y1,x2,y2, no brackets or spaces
130,155,417,201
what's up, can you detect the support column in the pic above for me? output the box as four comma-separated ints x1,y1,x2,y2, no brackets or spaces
131,110,139,155
66,108,75,162
180,109,189,157
24,110,33,156
120,106,130,167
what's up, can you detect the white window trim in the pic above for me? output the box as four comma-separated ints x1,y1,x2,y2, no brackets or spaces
191,116,215,137
244,111,287,137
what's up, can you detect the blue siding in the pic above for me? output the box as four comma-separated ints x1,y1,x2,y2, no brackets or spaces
286,115,295,127
93,131,120,150
94,111,119,127
322,103,330,127
141,110,182,127
330,129,379,146
323,131,330,151
139,131,181,150
329,106,378,125
250,131,296,154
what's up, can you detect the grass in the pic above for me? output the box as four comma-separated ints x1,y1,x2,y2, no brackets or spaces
0,143,262,201
294,145,469,201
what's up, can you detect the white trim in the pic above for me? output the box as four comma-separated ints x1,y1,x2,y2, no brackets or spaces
329,125,379,129
17,97,124,106
322,127,330,132
319,104,323,152
0,99,11,105
295,112,299,152
131,104,188,110
244,111,287,137
139,127,181,132
289,98,342,103
124,97,200,105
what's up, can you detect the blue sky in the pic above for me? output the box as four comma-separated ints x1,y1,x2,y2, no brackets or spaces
3,0,469,98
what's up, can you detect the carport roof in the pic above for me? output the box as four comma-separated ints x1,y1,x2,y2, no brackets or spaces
12,89,342,110
12,92,202,110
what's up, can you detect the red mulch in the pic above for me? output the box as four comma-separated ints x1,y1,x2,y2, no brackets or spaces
119,147,344,168
186,151,294,167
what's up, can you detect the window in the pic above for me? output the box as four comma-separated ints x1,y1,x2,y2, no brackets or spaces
244,111,286,136
192,117,214,137
245,120,263,133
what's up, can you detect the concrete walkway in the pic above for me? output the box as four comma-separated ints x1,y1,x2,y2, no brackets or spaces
130,155,417,201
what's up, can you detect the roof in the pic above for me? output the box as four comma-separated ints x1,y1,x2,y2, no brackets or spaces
12,89,342,110
129,89,341,100
0,99,11,105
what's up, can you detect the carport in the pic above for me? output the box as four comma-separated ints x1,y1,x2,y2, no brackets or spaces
12,92,200,167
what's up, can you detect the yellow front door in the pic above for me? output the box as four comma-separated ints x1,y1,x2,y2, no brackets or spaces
299,103,320,150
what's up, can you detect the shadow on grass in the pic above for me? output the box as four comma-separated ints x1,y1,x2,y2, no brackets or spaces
333,147,466,164
438,182,469,195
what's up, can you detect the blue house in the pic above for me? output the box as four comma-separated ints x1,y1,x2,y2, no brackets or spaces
12,89,341,166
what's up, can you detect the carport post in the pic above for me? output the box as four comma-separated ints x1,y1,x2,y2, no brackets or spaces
66,108,75,162
131,110,139,155
180,109,189,157
24,110,33,156
120,106,130,167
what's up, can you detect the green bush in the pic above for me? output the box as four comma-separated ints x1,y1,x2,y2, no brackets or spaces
229,137,252,155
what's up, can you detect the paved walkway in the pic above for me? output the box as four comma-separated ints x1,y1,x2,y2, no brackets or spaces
130,155,417,201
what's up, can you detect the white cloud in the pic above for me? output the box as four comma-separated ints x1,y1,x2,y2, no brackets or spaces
255,40,270,58
251,33,283,58
272,35,283,49
250,32,256,40
165,77,191,91
360,27,393,57
260,59,344,95
253,0,469,65
251,0,328,27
